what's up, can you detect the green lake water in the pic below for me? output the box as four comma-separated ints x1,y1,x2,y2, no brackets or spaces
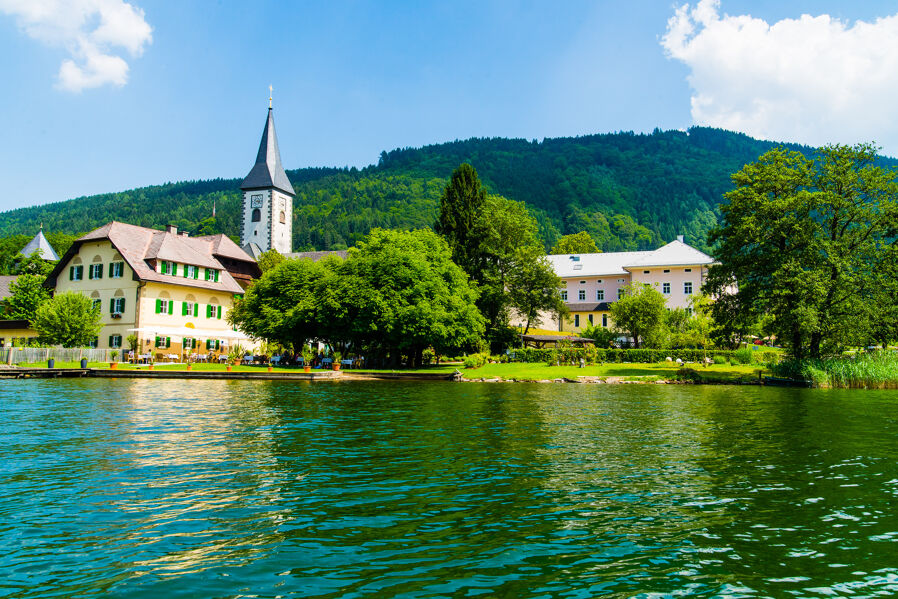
1,379,897,598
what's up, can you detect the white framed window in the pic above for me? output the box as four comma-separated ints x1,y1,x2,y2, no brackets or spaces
578,289,586,301
602,314,608,327
579,280,586,284
88,337,98,348
184,265,198,279
617,288,625,300
596,289,604,301
684,281,693,295
109,335,122,348
88,263,104,280
156,298,172,315
109,262,124,278
70,265,84,281
662,283,670,295
205,268,220,282
155,336,171,349
618,278,625,283
560,290,568,301
183,338,195,349
574,314,580,327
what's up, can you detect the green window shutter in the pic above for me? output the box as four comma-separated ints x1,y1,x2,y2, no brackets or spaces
120,298,125,312
87,266,93,280
183,265,188,278
166,337,171,348
205,339,211,350
168,300,173,315
155,299,162,313
109,298,115,313
161,262,166,275
193,268,199,280
182,301,187,316
155,336,160,347
69,266,74,280
108,335,114,347
194,303,199,316
108,263,113,277
97,265,103,279
216,305,222,319
214,270,220,282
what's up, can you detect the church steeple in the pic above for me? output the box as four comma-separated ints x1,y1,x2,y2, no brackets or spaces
240,104,294,197
240,96,294,255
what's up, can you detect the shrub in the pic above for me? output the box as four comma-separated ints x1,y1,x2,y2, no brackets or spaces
733,347,755,364
463,352,490,369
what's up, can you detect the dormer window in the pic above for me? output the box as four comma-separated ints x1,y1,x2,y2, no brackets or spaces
184,265,199,279
205,268,220,282
160,260,176,275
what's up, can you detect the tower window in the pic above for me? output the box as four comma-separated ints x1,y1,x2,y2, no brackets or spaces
251,208,261,222
279,211,286,224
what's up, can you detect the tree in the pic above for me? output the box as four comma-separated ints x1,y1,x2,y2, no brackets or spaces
256,249,285,273
32,292,102,348
2,274,50,321
335,229,484,366
705,144,898,360
580,323,618,348
472,194,564,347
551,231,599,254
228,257,336,351
434,163,488,276
609,283,667,349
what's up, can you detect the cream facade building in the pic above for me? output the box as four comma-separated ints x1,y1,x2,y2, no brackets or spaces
45,222,261,355
522,237,717,333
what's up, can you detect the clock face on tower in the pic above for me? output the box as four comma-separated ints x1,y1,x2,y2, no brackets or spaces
250,194,263,208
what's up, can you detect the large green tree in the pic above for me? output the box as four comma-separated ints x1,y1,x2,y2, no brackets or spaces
609,283,667,349
434,163,488,275
32,292,103,348
3,274,50,321
550,231,600,254
705,144,898,359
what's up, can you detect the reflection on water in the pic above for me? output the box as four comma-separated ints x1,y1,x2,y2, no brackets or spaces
1,379,897,597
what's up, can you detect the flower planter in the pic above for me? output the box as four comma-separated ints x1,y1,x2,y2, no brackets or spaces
110,362,118,370
148,364,154,371
186,365,193,371
303,366,311,373
333,364,341,371
227,365,233,372
267,366,273,372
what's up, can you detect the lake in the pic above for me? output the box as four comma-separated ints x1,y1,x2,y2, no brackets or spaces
1,379,897,598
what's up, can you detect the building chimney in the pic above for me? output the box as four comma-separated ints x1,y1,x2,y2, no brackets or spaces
676,235,684,243
166,225,177,235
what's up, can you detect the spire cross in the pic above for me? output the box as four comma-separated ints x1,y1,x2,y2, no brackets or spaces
269,85,273,109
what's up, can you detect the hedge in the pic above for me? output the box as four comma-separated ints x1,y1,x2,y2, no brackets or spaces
508,347,779,365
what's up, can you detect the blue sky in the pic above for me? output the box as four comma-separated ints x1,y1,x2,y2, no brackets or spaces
1,1,897,211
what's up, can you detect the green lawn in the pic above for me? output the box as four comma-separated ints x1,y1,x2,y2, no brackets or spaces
16,360,765,383
464,362,764,382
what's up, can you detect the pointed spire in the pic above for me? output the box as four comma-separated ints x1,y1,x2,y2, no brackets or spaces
240,98,294,196
20,228,59,261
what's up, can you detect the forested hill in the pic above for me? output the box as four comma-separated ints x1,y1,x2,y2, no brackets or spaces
0,127,880,254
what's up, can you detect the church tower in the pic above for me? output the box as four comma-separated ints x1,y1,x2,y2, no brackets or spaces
240,94,294,255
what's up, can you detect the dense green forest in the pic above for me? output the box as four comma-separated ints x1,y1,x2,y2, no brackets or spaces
1,127,889,258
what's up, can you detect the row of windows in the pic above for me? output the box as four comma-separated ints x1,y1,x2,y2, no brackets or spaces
153,337,223,350
159,261,220,282
91,297,126,314
154,299,222,319
573,313,609,328
69,261,125,281
562,282,694,301
250,208,287,224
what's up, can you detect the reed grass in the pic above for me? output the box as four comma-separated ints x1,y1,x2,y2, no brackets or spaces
773,351,898,388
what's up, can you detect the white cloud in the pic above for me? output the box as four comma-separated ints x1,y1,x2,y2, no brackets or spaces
0,0,152,92
661,0,898,154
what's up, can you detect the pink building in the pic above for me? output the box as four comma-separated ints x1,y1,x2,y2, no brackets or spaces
528,237,716,332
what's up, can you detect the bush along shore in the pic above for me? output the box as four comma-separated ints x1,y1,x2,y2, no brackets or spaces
772,351,898,389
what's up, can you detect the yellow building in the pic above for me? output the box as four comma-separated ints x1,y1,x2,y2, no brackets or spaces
45,222,261,358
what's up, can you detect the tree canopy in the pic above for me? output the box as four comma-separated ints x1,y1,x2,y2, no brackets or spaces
32,292,103,348
551,231,600,254
609,283,667,349
705,144,898,359
229,228,484,366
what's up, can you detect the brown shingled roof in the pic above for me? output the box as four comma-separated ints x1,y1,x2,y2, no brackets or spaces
47,221,245,294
